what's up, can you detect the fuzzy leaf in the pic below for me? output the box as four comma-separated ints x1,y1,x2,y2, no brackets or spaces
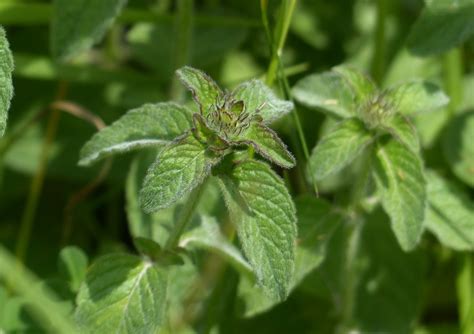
79,103,193,166
407,0,474,56
180,215,253,277
383,114,420,152
442,110,474,187
309,118,373,180
0,26,13,137
292,71,354,118
75,253,167,334
176,66,223,114
219,160,296,300
58,246,88,293
334,66,376,105
140,133,218,212
238,123,295,168
51,0,128,61
232,79,293,124
373,138,426,251
386,81,449,115
424,171,474,250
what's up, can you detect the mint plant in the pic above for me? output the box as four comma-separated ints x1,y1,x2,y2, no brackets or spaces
75,66,297,331
293,66,449,251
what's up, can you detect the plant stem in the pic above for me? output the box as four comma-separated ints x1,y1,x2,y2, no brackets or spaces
457,254,474,334
15,83,68,263
371,0,388,84
443,48,463,117
170,0,194,102
264,0,297,87
165,183,205,250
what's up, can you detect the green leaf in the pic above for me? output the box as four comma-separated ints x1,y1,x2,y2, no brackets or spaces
424,171,474,250
407,0,474,56
352,208,427,333
309,118,373,180
176,66,223,114
232,79,293,124
238,195,341,317
238,123,295,168
292,71,354,118
79,103,193,166
373,138,426,251
140,133,218,213
334,66,376,105
382,114,420,152
386,81,449,115
75,253,167,334
443,110,474,187
58,246,88,293
180,215,254,278
0,26,13,137
219,160,296,300
51,0,128,60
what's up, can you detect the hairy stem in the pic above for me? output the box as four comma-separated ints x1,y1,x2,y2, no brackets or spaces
371,0,388,84
170,0,194,102
457,254,474,334
165,182,206,250
443,48,463,116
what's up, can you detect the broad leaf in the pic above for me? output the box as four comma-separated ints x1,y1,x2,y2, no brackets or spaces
442,110,474,187
232,79,293,124
140,133,218,212
382,114,420,152
51,0,128,60
407,0,474,56
238,123,295,168
292,71,354,118
238,196,341,317
334,66,376,105
219,160,296,300
180,215,253,278
424,171,474,250
386,81,449,115
58,246,88,293
176,66,223,115
373,138,426,251
309,118,373,180
0,26,13,137
75,253,167,334
352,208,427,333
79,103,193,166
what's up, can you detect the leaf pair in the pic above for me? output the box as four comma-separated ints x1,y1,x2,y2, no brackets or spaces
294,66,449,251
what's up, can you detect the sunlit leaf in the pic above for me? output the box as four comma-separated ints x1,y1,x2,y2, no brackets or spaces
0,26,13,137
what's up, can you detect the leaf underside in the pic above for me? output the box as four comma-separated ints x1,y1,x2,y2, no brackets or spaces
0,26,14,137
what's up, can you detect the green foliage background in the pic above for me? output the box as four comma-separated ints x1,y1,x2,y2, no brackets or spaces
0,0,473,333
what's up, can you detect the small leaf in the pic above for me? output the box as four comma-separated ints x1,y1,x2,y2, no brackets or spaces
238,123,295,168
232,79,293,124
75,253,167,334
0,26,14,137
219,160,296,300
334,66,376,105
292,71,354,118
407,0,474,56
309,118,373,180
424,171,474,250
382,114,420,152
79,103,193,166
176,66,223,114
140,133,219,212
373,138,426,251
386,81,449,115
51,0,128,60
58,246,88,293
180,215,253,278
442,110,474,187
